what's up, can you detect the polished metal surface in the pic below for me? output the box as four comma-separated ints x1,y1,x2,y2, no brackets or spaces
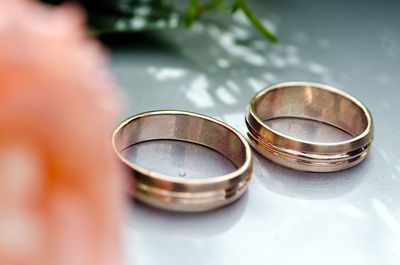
246,81,373,172
112,110,253,211
108,0,400,264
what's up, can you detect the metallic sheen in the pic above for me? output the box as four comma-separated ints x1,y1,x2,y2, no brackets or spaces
246,81,373,172
113,110,253,211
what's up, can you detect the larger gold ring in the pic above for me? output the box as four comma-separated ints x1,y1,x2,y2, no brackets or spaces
245,81,373,172
113,110,253,211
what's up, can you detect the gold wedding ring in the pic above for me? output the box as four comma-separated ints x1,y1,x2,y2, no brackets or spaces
246,81,373,172
113,110,253,211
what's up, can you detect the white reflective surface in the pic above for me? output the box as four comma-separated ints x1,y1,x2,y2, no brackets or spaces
109,0,400,264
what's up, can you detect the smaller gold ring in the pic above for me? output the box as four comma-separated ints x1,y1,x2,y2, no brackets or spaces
245,81,373,172
113,110,253,212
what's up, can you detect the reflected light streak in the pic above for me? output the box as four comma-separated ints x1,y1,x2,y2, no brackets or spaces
217,58,230,69
216,86,237,105
147,67,186,80
372,199,399,229
185,75,214,108
309,62,329,75
207,25,266,66
338,204,369,220
247,77,265,92
226,80,241,94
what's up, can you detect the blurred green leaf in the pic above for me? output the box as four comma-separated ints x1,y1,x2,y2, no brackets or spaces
231,0,244,13
236,0,278,43
198,0,227,14
41,0,278,42
184,0,199,28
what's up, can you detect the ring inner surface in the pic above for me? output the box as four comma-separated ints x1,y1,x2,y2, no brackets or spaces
254,85,368,137
115,114,246,169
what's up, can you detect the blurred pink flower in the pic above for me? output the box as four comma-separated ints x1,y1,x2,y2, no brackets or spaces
0,1,125,265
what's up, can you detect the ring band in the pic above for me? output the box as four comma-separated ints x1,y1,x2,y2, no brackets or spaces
245,81,373,172
112,110,253,211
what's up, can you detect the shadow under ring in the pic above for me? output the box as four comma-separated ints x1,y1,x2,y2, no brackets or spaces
245,81,373,172
113,110,253,211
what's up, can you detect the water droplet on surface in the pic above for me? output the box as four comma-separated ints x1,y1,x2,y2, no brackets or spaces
178,170,186,177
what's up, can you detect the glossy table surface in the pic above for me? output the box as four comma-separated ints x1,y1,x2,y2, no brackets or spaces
108,0,400,264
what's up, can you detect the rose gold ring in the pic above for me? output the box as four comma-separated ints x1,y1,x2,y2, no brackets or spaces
113,110,253,212
245,81,373,172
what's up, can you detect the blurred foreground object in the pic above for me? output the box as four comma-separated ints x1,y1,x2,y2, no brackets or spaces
0,1,124,265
